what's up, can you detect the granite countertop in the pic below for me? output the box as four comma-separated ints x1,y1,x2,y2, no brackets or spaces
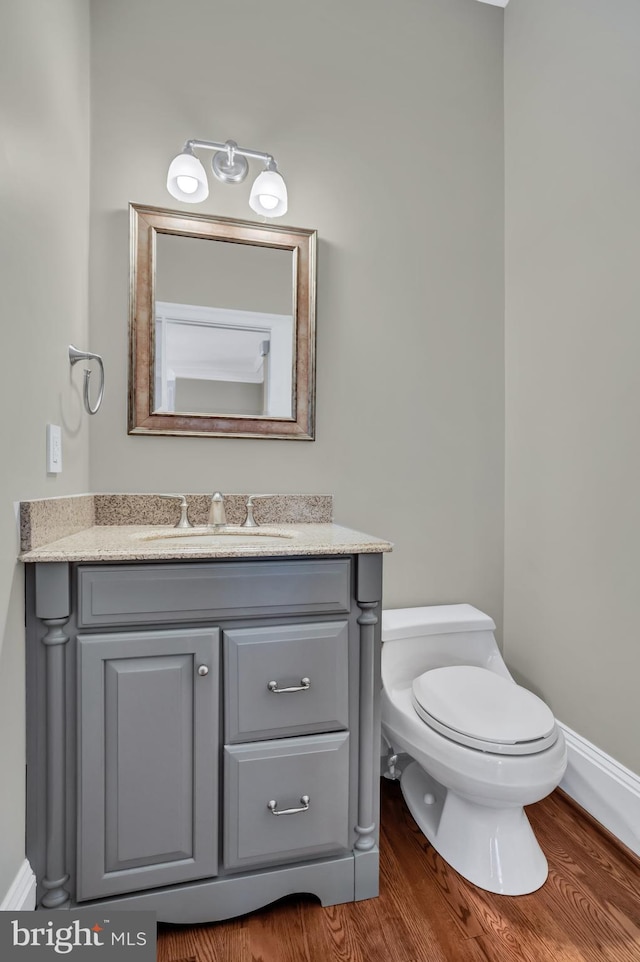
19,522,392,563
18,494,393,562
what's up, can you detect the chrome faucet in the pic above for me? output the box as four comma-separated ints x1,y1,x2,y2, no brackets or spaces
208,491,227,529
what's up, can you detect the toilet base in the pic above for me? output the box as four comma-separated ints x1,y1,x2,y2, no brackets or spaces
399,761,549,896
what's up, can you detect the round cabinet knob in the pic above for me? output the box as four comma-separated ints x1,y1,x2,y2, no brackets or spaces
197,665,209,676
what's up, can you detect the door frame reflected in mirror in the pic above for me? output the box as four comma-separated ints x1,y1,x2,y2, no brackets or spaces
129,203,317,439
154,302,294,418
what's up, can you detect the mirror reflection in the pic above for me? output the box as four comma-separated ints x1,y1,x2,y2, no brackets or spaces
128,205,316,440
154,236,294,418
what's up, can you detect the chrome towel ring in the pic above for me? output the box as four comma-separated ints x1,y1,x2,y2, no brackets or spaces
69,345,105,415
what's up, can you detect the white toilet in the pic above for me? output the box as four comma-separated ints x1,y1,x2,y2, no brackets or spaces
381,604,567,896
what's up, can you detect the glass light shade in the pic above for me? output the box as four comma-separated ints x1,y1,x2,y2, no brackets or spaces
166,152,209,203
249,169,288,217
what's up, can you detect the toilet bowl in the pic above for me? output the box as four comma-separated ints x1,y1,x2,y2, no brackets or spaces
381,604,567,896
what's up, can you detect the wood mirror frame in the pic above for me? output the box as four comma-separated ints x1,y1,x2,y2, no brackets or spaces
129,204,317,439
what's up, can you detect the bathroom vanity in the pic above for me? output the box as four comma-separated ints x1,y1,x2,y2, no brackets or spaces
20,495,391,922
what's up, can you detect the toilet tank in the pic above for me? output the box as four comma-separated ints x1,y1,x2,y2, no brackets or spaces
381,604,509,690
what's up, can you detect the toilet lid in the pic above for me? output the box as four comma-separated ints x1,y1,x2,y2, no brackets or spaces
412,666,558,756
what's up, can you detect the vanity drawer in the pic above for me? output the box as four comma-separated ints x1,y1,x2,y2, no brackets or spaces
224,621,349,742
223,732,350,871
76,559,351,627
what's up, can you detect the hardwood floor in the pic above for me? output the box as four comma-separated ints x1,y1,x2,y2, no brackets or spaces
158,779,640,962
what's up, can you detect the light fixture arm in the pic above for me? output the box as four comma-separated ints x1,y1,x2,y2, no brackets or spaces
184,139,277,168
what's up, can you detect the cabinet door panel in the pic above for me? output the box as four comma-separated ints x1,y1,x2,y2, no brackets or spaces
77,628,219,900
224,621,349,742
77,559,351,627
103,655,194,871
224,733,349,871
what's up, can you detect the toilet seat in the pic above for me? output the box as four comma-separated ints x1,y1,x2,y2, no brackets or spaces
412,666,558,756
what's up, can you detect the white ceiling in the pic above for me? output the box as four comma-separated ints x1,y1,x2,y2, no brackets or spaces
476,0,509,7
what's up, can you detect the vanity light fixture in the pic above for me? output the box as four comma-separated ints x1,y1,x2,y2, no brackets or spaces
166,138,288,217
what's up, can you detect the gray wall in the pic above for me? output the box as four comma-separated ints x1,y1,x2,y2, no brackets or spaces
88,0,505,618
504,0,640,772
0,0,91,897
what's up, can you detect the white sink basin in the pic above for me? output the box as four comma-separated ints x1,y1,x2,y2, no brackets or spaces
143,527,297,547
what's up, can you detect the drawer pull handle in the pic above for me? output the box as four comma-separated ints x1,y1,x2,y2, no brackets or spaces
267,795,310,816
267,677,310,694
197,665,209,676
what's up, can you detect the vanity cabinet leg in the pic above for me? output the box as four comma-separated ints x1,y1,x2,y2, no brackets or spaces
354,553,383,901
36,564,71,909
355,599,378,854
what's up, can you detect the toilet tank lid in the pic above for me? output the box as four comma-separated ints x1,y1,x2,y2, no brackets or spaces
382,604,495,641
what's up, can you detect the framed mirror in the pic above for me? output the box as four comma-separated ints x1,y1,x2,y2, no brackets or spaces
129,204,316,439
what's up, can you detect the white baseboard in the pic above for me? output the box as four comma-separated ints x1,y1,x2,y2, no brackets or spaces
559,722,640,858
0,859,37,911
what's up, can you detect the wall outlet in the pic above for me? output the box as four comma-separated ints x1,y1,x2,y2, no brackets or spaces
46,424,62,474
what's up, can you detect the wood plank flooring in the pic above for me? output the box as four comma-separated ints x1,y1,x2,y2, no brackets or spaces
158,780,640,962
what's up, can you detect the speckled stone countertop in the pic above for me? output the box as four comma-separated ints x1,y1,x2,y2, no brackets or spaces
19,523,392,563
19,494,392,562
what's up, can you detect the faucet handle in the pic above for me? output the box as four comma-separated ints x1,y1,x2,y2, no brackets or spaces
242,494,280,528
243,495,259,528
156,494,193,528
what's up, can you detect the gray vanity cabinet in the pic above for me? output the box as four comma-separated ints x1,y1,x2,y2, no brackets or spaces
76,627,219,901
26,553,383,923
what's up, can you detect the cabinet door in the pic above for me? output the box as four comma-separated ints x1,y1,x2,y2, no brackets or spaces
77,627,219,901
